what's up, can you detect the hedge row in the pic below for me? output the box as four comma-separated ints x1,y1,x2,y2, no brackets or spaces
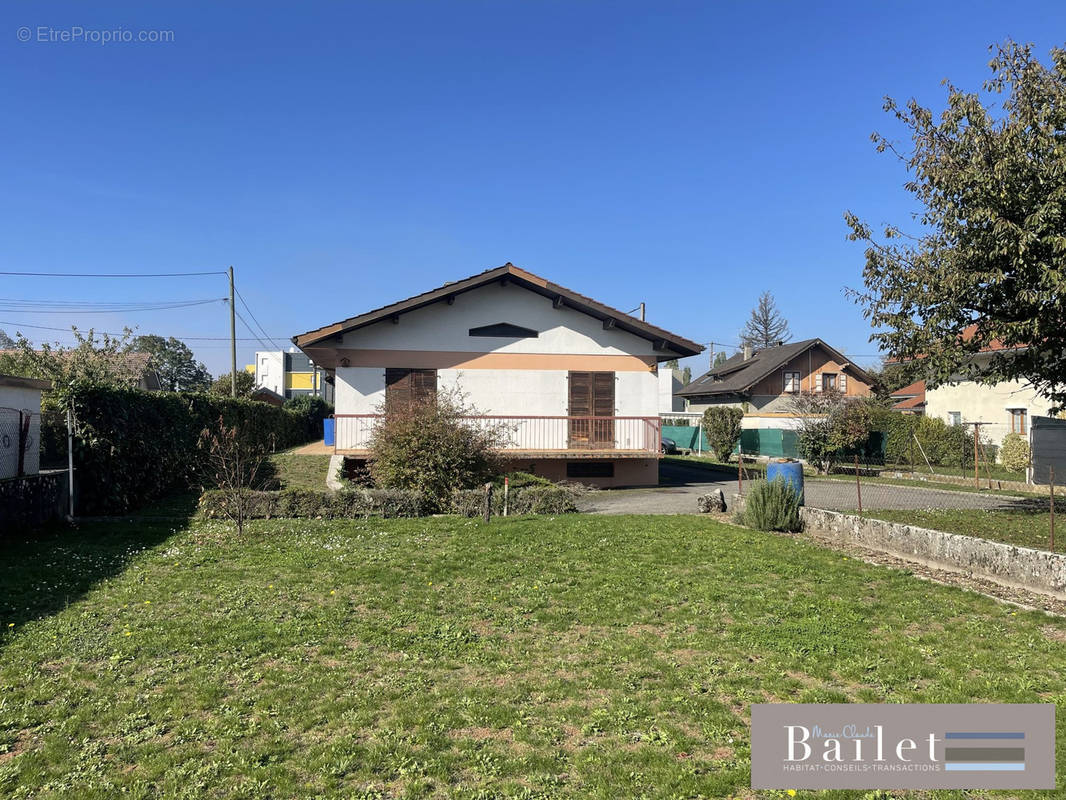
451,485,581,517
198,484,581,520
870,407,996,467
48,387,320,514
199,488,426,519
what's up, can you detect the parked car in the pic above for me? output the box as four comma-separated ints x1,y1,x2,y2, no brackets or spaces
661,436,678,455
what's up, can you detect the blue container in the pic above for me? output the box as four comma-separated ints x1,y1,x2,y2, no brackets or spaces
766,458,804,505
323,417,335,447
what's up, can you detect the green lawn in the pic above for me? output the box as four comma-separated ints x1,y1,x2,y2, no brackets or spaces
267,452,333,490
869,508,1058,552
886,463,1027,483
3,514,1066,798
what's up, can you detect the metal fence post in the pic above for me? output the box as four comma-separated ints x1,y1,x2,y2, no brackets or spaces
66,407,75,520
854,454,863,515
738,451,743,495
1051,465,1056,553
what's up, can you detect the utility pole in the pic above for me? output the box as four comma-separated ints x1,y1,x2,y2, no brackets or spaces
228,265,237,397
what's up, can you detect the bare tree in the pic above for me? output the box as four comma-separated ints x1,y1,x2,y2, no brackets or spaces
198,417,275,535
740,291,791,351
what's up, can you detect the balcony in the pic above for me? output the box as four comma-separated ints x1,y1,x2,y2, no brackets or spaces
333,415,662,458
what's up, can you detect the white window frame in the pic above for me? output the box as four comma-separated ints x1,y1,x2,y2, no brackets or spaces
783,371,800,393
948,411,962,426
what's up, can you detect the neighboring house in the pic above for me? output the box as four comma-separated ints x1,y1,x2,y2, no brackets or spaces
253,349,333,404
0,374,51,479
677,338,874,420
901,325,1058,448
658,368,686,414
889,381,926,415
292,263,703,486
250,386,286,407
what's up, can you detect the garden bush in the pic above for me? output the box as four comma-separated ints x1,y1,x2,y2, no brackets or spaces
701,406,743,461
198,487,425,519
738,478,802,532
45,387,320,514
368,391,509,512
999,433,1031,473
868,406,989,468
451,485,582,517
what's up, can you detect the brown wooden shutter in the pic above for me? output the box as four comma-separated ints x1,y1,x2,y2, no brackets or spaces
386,368,436,411
568,371,614,448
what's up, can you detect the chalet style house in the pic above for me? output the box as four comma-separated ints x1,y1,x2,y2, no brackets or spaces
293,263,703,486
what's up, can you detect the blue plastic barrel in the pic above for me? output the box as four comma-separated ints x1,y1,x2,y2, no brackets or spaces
323,417,335,447
766,458,804,505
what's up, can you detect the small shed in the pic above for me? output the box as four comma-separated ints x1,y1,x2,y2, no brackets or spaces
0,374,52,479
1031,415,1066,486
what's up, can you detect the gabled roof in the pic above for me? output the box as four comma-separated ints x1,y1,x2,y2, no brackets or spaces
677,338,874,397
0,373,51,392
889,380,926,399
292,263,704,358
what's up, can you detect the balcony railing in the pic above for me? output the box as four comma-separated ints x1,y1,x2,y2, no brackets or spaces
334,414,662,453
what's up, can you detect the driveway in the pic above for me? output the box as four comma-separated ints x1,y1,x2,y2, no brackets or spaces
579,461,1045,515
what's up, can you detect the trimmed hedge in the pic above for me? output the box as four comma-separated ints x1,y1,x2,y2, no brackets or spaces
451,485,582,517
869,406,992,468
50,387,320,514
199,488,425,519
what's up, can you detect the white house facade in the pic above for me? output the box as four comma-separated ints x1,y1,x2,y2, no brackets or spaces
925,378,1053,446
294,264,703,486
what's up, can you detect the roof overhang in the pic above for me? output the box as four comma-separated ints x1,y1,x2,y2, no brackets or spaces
0,374,51,392
292,263,704,364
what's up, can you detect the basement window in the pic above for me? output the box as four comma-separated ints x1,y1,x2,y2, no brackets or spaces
566,461,614,478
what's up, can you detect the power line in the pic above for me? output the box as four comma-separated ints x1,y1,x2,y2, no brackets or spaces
0,299,225,314
0,320,287,341
233,308,271,350
0,270,227,278
234,287,285,350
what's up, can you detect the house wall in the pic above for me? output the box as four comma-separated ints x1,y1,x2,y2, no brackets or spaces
502,457,658,488
926,379,1053,447
329,282,663,419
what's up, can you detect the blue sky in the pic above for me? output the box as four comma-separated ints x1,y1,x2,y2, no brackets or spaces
2,1,1064,377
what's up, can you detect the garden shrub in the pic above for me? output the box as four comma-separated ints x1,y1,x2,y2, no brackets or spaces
198,487,425,520
999,433,1031,473
739,478,802,532
368,391,509,512
46,387,320,514
701,406,743,461
450,485,581,517
869,407,989,469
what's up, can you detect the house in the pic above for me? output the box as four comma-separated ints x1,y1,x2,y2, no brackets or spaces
292,263,703,486
0,374,51,479
252,349,333,404
677,338,874,415
889,381,926,415
921,329,1058,447
674,339,875,459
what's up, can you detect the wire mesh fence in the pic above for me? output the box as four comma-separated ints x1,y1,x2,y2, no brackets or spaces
0,407,42,480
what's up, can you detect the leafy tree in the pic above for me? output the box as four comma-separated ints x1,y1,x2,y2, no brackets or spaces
846,40,1066,408
701,406,744,462
210,370,255,397
368,389,509,512
680,366,691,385
130,334,211,392
713,351,728,368
789,391,873,474
740,291,791,351
0,328,142,413
0,329,16,349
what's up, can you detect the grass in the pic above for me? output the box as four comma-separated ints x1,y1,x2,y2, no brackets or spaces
266,453,333,491
3,514,1066,798
890,463,1027,483
868,508,1058,552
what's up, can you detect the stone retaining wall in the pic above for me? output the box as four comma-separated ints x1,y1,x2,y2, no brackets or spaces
733,494,1066,599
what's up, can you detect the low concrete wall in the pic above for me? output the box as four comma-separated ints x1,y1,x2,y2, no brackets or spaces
733,494,1066,599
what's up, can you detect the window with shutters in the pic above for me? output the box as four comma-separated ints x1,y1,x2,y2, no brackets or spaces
385,368,437,411
822,373,838,392
783,371,800,393
568,371,615,449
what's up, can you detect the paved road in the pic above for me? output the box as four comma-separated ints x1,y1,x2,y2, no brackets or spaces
579,461,1046,515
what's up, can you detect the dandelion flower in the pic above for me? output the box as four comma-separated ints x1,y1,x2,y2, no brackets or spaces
6,623,13,628
125,631,132,637
788,791,797,797
330,590,335,595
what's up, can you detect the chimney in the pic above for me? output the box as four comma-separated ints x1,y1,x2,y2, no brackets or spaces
743,345,752,361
